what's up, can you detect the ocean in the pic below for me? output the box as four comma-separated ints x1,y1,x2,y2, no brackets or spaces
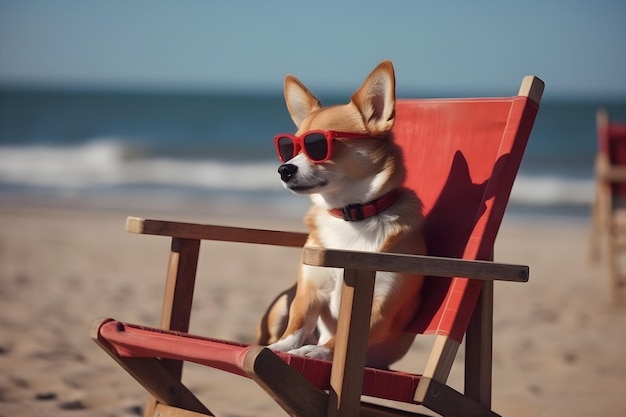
1,87,626,219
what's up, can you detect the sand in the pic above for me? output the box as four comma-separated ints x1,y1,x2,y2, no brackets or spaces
1,197,625,417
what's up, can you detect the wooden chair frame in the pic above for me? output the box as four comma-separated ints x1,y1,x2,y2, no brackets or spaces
94,218,527,417
590,109,626,305
92,76,544,417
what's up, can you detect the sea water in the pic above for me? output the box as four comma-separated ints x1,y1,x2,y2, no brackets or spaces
1,87,625,219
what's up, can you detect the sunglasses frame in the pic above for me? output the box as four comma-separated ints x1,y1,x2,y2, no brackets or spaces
273,130,372,163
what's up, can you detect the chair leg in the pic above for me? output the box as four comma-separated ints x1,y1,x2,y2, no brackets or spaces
416,377,501,417
145,237,201,415
243,346,329,417
91,319,213,416
464,281,494,408
589,183,603,262
608,226,625,306
328,268,376,417
160,238,201,372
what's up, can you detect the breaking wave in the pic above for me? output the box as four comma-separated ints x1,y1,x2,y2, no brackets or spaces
0,139,596,213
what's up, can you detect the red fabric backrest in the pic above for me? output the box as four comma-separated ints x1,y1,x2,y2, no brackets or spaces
599,121,626,199
393,96,540,342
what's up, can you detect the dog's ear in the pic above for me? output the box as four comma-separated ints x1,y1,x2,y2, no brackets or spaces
284,75,322,128
351,60,396,137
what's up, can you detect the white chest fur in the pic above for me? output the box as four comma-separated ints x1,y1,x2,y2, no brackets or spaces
316,211,395,252
303,211,402,343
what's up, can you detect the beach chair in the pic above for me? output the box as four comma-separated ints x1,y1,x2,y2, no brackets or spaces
92,75,544,417
590,109,626,305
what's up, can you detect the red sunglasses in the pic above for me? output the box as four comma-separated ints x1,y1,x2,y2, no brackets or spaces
273,130,371,163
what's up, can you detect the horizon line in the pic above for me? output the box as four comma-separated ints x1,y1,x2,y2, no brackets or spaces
1,81,626,102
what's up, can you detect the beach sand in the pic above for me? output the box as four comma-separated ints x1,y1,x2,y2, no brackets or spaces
1,197,625,417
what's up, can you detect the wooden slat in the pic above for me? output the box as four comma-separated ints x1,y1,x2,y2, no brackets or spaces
243,346,329,417
126,216,308,247
599,165,626,182
302,247,528,282
328,269,376,417
420,335,460,385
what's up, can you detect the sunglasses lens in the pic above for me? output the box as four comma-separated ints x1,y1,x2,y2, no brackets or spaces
303,132,329,162
276,137,295,161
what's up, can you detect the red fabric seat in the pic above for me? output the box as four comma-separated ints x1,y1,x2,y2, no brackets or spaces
98,319,422,404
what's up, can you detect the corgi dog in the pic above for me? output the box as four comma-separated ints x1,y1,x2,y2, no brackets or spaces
258,60,427,368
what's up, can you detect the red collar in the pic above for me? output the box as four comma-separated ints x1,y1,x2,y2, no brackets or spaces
327,189,402,221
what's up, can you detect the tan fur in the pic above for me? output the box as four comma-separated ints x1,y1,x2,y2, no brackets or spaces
258,60,426,368
256,284,295,344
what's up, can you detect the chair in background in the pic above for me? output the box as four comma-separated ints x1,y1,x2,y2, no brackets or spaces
92,75,544,417
590,109,626,305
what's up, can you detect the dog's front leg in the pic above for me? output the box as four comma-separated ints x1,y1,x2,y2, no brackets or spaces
267,264,327,353
267,288,321,353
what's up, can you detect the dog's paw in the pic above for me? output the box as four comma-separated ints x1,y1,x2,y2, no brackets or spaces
267,334,301,352
288,345,333,361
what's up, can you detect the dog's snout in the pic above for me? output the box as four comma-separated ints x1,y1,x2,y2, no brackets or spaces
278,164,298,182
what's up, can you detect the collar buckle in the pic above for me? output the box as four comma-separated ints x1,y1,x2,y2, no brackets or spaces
342,204,365,221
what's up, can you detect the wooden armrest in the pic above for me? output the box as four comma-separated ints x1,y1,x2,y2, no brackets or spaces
125,216,308,248
302,246,528,282
599,166,626,183
596,156,626,183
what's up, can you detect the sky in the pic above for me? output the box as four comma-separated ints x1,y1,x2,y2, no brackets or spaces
0,0,625,99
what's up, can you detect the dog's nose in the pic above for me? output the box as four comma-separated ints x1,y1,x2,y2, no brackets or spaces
278,164,298,182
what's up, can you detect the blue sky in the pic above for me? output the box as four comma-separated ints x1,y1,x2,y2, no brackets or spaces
0,0,625,98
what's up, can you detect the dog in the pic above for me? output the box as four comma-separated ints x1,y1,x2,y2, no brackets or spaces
257,60,427,368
